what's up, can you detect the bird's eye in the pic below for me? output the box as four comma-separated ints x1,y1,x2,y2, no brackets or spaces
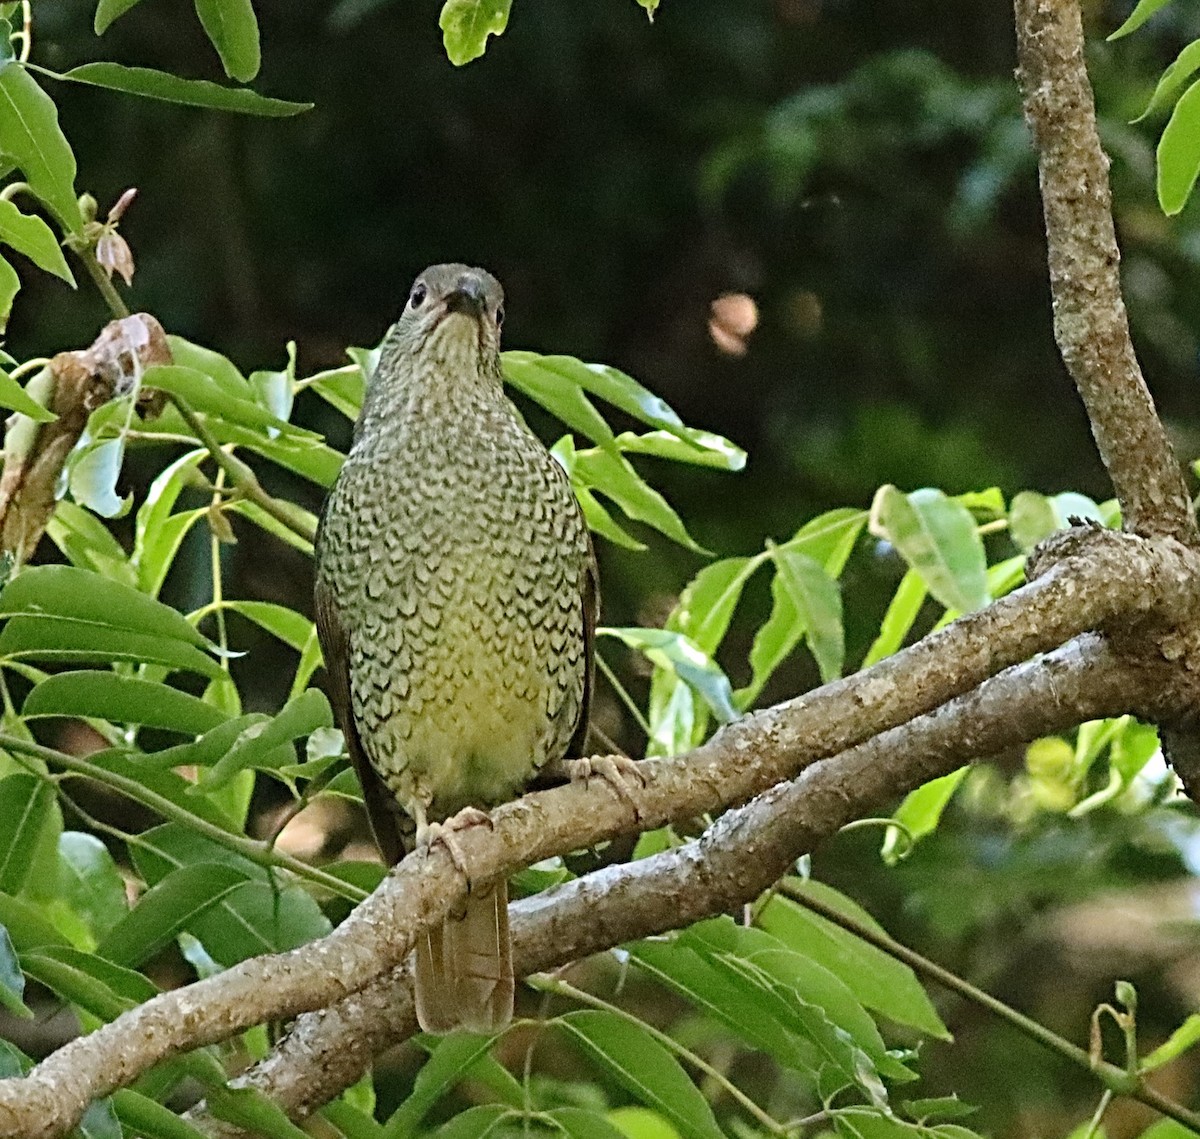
409,284,427,309
495,305,505,327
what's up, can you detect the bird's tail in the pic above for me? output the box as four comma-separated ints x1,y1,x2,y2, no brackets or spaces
414,879,514,1033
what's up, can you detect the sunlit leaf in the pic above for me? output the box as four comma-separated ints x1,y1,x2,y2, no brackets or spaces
882,768,968,864
1108,0,1173,39
862,569,927,667
668,555,760,655
439,0,512,65
1141,1013,1200,1072
602,627,737,723
771,545,844,683
1159,78,1200,215
872,486,987,613
68,437,129,518
46,502,136,586
1134,39,1200,122
112,1089,211,1139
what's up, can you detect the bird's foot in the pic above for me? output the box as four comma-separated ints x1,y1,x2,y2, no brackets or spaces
561,754,647,822
417,807,494,887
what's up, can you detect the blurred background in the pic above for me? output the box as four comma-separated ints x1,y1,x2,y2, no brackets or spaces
19,1,1200,1135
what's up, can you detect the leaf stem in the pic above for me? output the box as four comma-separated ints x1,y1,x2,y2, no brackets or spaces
595,651,652,740
529,973,791,1137
166,395,317,544
778,883,1200,1132
0,732,365,902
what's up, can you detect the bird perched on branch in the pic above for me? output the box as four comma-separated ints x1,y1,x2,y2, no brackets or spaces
314,263,615,1032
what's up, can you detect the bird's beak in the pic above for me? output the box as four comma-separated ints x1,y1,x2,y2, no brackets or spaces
444,276,487,319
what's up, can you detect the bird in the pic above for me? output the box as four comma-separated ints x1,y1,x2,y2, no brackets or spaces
314,263,602,1033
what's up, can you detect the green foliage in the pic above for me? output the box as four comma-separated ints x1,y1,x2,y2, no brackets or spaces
0,7,1191,1139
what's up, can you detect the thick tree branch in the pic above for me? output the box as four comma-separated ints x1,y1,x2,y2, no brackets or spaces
190,631,1178,1133
0,528,1195,1132
1013,0,1196,544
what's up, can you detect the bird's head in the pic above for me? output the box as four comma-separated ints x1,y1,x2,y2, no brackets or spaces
390,263,505,372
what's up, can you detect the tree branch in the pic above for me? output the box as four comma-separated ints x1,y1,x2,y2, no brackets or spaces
190,631,1173,1134
1013,0,1196,545
3,523,1197,1138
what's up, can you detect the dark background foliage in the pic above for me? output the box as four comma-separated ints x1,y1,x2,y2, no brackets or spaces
14,3,1200,1134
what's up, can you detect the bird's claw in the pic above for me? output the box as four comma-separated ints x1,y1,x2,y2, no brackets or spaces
417,806,494,888
563,753,647,822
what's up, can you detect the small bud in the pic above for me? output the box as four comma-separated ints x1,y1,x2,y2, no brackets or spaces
108,187,137,224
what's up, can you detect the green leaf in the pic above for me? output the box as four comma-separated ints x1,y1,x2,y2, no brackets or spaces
0,773,52,895
0,891,69,952
0,616,221,678
306,363,365,420
667,556,760,656
95,0,147,34
0,364,55,421
1141,1014,1200,1072
742,509,865,706
68,437,129,518
20,947,156,1020
0,65,82,230
46,63,311,117
0,254,16,331
112,1090,211,1139
0,923,30,1019
759,882,950,1039
900,1098,977,1123
606,1108,683,1139
211,601,313,653
681,919,892,1091
614,430,745,472
74,1097,122,1139
634,0,659,19
142,364,298,435
57,832,127,943
629,938,822,1076
558,1011,724,1139
133,450,208,596
46,502,136,586
770,546,844,683
0,564,209,647
573,446,704,552
1134,39,1200,122
383,1033,503,1138
130,824,331,965
602,627,737,723
1159,78,1200,215
862,570,926,667
24,672,228,734
439,0,512,65
196,688,332,791
88,747,241,830
0,199,72,282
432,1106,513,1139
1109,0,1173,39
505,354,615,447
550,1110,635,1139
872,486,987,613
882,768,968,863
206,1086,312,1139
95,861,250,967
194,0,261,82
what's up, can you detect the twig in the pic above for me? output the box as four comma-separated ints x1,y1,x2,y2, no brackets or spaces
0,733,363,902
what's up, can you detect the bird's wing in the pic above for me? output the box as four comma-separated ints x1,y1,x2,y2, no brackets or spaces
566,531,599,761
314,573,405,866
